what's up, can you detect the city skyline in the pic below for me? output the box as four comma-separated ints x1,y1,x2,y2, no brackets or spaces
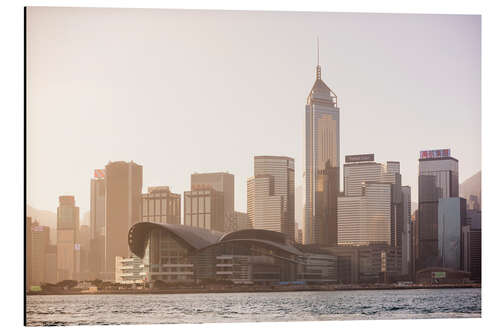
27,7,480,219
23,6,483,326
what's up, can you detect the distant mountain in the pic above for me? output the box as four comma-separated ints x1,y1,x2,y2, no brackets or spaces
460,171,481,207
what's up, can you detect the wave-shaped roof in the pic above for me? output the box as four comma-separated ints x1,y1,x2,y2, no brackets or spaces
128,222,307,259
128,222,222,258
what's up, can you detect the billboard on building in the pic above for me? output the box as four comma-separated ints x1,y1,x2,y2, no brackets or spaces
419,149,451,159
345,154,375,163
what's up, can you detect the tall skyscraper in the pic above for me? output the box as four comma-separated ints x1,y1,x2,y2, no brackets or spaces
90,169,106,239
104,161,143,279
79,225,90,281
56,195,80,281
89,169,106,280
401,186,412,276
304,56,340,245
247,156,295,239
417,149,458,269
141,186,181,224
438,197,466,270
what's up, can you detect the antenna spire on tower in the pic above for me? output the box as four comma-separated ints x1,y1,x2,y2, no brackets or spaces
316,36,321,80
317,36,319,66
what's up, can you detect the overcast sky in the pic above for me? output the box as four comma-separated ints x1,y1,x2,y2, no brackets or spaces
27,7,481,222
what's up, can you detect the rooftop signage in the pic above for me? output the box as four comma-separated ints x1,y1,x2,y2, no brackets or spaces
420,149,450,159
94,169,105,179
345,154,375,163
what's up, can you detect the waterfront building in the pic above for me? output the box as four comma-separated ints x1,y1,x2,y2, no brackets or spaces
320,244,402,284
115,256,146,284
339,155,405,249
56,195,80,281
303,58,340,245
248,156,295,239
401,186,412,276
462,207,481,281
141,186,181,224
418,149,459,269
342,156,404,248
79,225,90,281
128,223,337,284
104,161,143,279
89,169,106,280
44,245,57,284
338,182,392,245
30,222,50,286
184,187,225,232
26,217,33,290
437,197,466,271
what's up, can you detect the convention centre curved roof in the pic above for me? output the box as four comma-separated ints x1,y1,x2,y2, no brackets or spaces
128,222,306,259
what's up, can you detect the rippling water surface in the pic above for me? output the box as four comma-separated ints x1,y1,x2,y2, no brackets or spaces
26,288,481,326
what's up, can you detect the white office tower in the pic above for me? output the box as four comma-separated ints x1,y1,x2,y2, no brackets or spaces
338,182,392,245
338,155,402,246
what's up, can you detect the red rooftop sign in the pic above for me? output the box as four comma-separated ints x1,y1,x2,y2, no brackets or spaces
420,149,451,159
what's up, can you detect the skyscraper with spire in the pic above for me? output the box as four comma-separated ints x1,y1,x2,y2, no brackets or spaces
304,42,340,245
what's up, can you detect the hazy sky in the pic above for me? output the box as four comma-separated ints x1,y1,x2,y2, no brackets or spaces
27,7,481,220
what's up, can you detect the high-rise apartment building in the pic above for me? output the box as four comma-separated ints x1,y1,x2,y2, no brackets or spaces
247,156,295,240
104,161,143,278
141,186,181,224
304,59,340,245
184,187,225,232
417,149,458,269
56,195,80,281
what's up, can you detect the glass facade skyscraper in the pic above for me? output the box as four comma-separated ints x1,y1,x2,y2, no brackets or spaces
417,152,459,269
437,197,466,270
304,63,340,245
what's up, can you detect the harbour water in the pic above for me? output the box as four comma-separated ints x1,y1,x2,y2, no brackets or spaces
26,288,481,326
